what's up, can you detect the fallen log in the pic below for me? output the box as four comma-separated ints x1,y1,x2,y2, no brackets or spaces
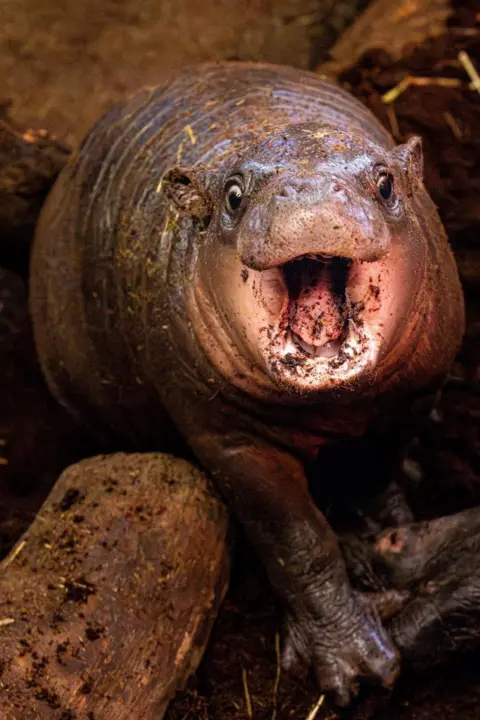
0,452,230,720
318,0,451,77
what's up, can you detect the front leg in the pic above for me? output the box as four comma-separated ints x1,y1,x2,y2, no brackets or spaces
190,430,399,705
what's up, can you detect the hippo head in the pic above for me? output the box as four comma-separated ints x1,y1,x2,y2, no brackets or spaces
163,122,427,399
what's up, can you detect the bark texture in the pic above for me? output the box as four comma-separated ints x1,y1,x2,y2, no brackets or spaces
0,452,230,720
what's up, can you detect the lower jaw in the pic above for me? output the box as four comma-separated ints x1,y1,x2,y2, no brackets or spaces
287,323,349,359
271,316,379,384
281,308,356,359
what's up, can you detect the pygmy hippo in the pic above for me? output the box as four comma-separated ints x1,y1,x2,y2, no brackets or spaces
29,63,465,704
342,506,480,669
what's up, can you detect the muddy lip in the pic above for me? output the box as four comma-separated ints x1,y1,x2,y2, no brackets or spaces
280,253,352,359
287,324,349,358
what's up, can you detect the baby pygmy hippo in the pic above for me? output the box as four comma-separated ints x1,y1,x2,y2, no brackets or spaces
343,506,480,668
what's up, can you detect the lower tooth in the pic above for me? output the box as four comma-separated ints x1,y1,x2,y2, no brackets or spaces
315,338,342,358
289,326,349,358
290,330,340,357
297,335,316,355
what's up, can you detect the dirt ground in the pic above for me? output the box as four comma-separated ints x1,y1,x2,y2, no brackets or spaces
0,0,367,147
0,0,479,718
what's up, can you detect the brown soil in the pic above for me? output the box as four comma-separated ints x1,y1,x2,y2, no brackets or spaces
0,0,368,147
0,269,92,556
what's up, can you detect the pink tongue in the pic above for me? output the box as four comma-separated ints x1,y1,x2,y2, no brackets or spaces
289,262,345,347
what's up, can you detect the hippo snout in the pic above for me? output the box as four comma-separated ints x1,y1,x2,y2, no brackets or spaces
237,175,391,270
275,176,350,205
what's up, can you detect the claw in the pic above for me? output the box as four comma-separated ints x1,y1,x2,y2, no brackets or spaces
281,589,400,705
313,665,343,705
281,632,304,677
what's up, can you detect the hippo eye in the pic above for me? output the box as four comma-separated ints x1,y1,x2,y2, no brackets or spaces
225,182,244,213
377,173,394,201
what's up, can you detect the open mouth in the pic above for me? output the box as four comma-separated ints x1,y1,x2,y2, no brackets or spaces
281,254,351,358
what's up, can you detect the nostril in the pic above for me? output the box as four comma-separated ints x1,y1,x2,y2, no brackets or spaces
277,178,349,202
278,181,310,198
329,182,349,203
278,184,296,198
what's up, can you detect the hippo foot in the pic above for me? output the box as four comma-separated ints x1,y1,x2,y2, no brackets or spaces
281,590,400,705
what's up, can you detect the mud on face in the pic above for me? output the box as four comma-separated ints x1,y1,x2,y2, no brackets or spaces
168,123,427,397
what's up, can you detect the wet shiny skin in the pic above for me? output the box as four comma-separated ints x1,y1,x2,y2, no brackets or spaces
30,63,465,705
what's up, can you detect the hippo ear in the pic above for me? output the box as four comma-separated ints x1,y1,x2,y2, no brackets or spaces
391,136,424,192
161,166,212,220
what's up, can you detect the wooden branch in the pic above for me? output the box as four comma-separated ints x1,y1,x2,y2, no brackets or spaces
318,0,452,77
